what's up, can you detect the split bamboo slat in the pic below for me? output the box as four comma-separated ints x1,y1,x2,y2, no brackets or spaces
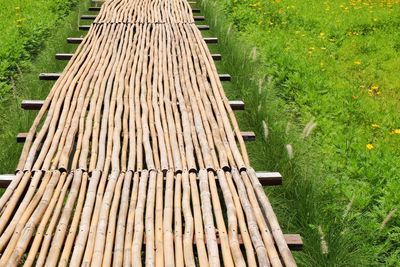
0,0,298,266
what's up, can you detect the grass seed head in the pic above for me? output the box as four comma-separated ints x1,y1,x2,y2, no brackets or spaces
286,144,294,159
262,120,269,141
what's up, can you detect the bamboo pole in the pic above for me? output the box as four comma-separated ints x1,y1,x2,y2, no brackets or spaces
0,3,297,265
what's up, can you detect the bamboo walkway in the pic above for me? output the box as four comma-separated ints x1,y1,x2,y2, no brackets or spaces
0,0,298,266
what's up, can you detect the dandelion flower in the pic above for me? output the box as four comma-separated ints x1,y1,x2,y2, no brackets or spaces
354,60,361,65
371,124,380,129
390,129,400,135
366,143,374,150
368,85,381,96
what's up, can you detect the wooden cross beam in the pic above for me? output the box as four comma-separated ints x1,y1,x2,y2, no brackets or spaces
21,99,244,111
39,73,231,82
16,131,256,143
0,171,283,188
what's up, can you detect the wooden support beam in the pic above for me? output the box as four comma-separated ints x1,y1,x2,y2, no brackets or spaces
219,74,231,81
206,233,302,250
68,36,218,44
17,131,254,143
40,72,230,81
204,37,218,44
284,234,303,251
228,100,245,110
197,25,210,31
194,15,205,21
79,25,91,31
80,14,97,20
55,52,221,61
88,6,201,12
0,171,281,188
241,131,255,141
22,99,243,111
212,53,221,61
67,37,84,44
0,174,13,188
79,24,209,31
88,6,101,11
80,14,205,21
21,100,43,110
39,73,60,80
55,53,73,60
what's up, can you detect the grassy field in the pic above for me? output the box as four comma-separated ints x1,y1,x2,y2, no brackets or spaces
0,0,92,173
202,0,400,265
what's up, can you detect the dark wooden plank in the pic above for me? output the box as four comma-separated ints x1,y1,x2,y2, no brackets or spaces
21,99,244,111
67,37,84,44
17,131,255,143
39,73,60,80
79,25,90,31
0,171,282,188
39,73,231,82
55,53,220,61
81,14,205,21
81,15,97,20
55,53,73,60
21,100,44,110
284,234,303,251
142,233,301,250
240,131,255,141
197,25,210,31
219,74,231,81
257,172,283,186
212,54,221,61
218,233,302,250
88,6,201,12
194,15,205,21
229,100,245,110
80,24,209,31
0,175,13,188
88,6,101,11
203,37,218,44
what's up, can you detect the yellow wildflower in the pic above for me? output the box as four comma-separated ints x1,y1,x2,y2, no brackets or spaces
320,32,325,37
368,85,381,96
390,129,400,135
371,124,380,129
366,143,374,150
354,60,361,65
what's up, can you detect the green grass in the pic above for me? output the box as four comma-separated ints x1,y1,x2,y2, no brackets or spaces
0,0,93,173
201,0,400,265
